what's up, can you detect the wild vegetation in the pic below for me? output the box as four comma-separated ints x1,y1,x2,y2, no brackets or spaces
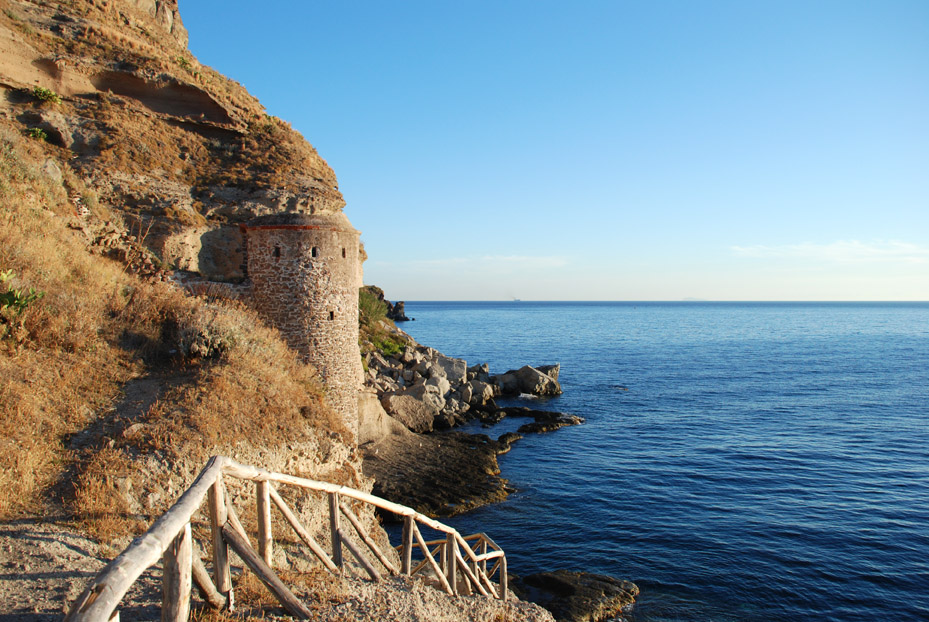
359,285,410,358
0,127,345,541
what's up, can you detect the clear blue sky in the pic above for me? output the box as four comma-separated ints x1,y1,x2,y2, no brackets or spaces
181,1,928,301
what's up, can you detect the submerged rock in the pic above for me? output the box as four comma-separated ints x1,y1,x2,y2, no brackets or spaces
517,415,584,434
513,570,639,622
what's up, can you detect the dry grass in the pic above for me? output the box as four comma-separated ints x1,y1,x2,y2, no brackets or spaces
0,125,347,527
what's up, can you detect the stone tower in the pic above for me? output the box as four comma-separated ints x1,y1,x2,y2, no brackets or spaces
241,212,364,437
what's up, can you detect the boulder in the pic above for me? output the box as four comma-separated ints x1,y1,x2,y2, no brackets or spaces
458,383,473,405
494,372,520,395
379,383,447,433
468,380,497,406
537,363,561,382
512,365,562,396
468,362,490,381
400,346,417,365
357,390,407,444
379,393,438,433
425,374,451,396
433,353,468,385
425,361,447,379
512,570,638,622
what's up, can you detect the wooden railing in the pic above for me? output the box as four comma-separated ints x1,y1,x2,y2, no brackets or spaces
63,456,508,621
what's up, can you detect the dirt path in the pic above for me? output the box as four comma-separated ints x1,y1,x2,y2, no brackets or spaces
0,519,161,620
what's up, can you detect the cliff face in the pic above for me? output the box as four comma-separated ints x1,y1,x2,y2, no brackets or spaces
0,0,344,281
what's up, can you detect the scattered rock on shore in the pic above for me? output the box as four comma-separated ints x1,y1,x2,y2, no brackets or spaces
363,430,513,518
512,570,639,622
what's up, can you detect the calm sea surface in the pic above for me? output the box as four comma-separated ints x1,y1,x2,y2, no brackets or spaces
399,302,929,622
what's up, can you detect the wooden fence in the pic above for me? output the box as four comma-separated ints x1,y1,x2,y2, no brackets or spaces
64,455,508,621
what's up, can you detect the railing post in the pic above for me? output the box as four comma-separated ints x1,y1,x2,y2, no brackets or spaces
401,515,413,575
500,555,508,601
328,492,343,569
161,523,192,622
256,480,273,567
446,533,458,595
208,477,233,609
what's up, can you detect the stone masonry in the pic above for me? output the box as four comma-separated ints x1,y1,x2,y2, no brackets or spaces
242,212,364,437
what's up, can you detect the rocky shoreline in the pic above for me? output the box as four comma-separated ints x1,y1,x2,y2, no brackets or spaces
358,331,582,516
357,323,638,622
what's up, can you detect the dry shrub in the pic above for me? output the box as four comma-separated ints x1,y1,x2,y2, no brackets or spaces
137,305,347,459
0,128,140,518
72,447,146,542
0,348,130,518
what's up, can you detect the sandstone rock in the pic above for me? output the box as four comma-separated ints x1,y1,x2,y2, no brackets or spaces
512,365,562,396
512,570,639,622
26,110,101,153
400,347,417,365
379,393,437,433
425,374,451,396
468,380,496,406
357,390,407,445
494,372,520,394
458,383,473,405
433,353,468,385
517,415,584,435
537,363,561,382
40,159,61,183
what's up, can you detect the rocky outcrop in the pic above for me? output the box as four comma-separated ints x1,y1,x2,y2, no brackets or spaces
495,364,563,397
512,571,639,622
387,299,411,321
363,428,516,518
0,0,345,283
365,339,563,434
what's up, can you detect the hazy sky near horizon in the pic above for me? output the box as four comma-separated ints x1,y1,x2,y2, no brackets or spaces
182,1,928,301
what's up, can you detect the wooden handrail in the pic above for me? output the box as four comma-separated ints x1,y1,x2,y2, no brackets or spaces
64,456,509,621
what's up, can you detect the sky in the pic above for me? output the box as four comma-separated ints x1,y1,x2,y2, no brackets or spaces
180,1,929,301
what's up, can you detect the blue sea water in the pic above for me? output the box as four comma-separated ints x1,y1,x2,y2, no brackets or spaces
399,302,929,622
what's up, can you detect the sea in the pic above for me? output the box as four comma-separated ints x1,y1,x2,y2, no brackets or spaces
398,301,929,622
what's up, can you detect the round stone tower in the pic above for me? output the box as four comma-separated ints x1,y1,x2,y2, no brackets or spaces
242,212,364,438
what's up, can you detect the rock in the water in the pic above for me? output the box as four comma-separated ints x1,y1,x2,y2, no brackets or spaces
494,372,520,394
387,300,411,321
513,570,639,622
537,363,561,382
512,365,563,396
518,415,584,434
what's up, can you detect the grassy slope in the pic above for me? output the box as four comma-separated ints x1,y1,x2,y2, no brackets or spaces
0,125,350,541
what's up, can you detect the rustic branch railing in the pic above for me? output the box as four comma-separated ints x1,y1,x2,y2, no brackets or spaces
64,455,508,622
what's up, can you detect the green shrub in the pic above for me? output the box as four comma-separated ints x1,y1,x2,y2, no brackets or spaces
359,287,388,327
372,336,404,357
32,86,61,105
0,269,44,338
26,127,47,141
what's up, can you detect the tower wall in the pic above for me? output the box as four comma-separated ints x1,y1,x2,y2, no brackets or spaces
243,213,363,438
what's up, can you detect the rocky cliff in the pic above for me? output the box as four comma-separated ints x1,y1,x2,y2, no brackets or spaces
1,0,344,282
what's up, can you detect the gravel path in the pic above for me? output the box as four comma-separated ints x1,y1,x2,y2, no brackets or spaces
0,519,161,621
